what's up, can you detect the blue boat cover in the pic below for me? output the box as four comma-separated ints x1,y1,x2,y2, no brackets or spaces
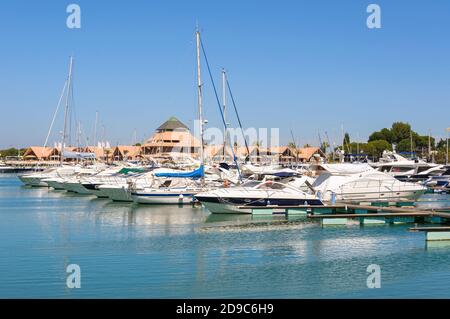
155,165,204,179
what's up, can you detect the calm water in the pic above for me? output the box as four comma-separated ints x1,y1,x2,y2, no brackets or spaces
1,174,450,298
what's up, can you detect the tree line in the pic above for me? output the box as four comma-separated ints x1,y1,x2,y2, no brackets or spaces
0,148,27,159
329,122,448,163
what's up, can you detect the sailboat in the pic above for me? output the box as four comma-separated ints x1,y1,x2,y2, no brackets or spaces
19,56,77,187
130,30,208,205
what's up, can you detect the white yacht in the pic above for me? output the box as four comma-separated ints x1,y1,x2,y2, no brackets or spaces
78,166,144,198
59,167,106,194
195,177,323,214
130,172,205,204
19,166,78,187
371,151,439,181
311,163,427,202
98,183,134,202
425,166,450,188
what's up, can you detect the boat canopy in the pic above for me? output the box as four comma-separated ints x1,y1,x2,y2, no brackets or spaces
155,165,204,179
117,167,146,175
319,163,374,174
62,151,96,159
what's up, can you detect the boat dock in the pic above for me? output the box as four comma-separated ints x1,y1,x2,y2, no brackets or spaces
238,201,450,238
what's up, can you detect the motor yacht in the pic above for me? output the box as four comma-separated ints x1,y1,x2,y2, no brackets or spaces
371,151,439,181
311,163,427,202
18,166,78,187
195,176,323,214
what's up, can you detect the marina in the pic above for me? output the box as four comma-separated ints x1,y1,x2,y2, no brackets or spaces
1,174,450,298
1,0,450,303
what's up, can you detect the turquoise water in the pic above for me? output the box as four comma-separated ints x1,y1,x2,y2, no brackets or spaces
1,174,450,298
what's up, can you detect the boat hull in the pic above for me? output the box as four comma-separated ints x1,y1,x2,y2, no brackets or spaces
195,196,323,214
330,188,427,202
18,175,48,187
82,183,109,198
132,191,197,205
62,182,92,195
44,179,66,190
99,185,133,202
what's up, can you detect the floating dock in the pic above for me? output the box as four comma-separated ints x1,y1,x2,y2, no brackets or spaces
238,201,450,227
410,226,450,241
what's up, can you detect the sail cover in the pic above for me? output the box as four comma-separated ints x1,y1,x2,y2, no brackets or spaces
155,165,204,178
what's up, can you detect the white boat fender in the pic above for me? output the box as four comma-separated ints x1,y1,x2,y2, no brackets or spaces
331,192,337,205
179,194,184,202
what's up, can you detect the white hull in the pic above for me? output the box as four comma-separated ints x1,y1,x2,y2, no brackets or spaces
334,189,426,202
44,179,66,190
62,182,92,195
90,188,110,198
18,175,48,187
98,185,133,202
201,201,253,214
132,191,197,205
83,186,110,198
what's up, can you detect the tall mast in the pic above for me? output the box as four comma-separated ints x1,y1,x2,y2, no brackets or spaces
446,128,449,165
196,30,205,168
221,68,227,159
61,56,74,165
93,110,98,147
428,129,431,161
410,129,413,155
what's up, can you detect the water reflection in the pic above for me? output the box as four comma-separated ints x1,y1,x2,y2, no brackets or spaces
4,174,450,298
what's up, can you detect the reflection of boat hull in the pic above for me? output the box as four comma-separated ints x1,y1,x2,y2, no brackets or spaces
132,191,197,205
196,196,323,214
98,185,133,202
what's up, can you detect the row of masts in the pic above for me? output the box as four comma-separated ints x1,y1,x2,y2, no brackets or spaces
46,30,450,167
196,30,232,168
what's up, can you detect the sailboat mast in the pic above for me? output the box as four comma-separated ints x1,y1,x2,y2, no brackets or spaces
221,68,227,159
61,56,73,165
93,110,98,147
196,30,205,167
428,129,431,161
410,129,413,156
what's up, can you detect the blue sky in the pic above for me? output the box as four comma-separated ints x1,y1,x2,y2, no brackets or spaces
0,0,449,149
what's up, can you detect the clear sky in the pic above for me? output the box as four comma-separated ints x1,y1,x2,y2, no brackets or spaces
1,0,449,149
